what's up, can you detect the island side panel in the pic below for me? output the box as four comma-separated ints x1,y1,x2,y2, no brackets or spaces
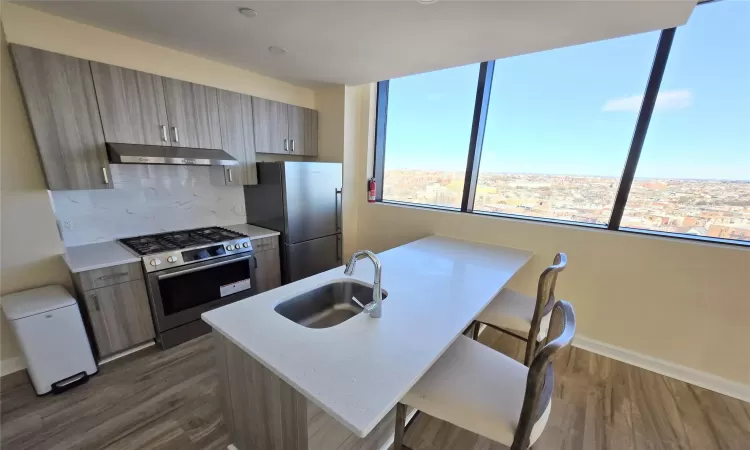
213,330,308,450
307,402,414,450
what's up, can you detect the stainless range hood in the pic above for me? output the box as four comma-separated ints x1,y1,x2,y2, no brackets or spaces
107,143,238,166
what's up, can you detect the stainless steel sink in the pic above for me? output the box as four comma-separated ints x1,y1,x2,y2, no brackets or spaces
274,281,388,329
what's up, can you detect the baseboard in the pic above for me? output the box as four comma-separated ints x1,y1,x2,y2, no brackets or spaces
98,341,155,365
573,335,750,403
1,356,26,377
1,341,155,378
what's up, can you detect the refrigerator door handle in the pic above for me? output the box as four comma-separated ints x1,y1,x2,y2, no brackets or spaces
336,234,342,264
335,188,342,232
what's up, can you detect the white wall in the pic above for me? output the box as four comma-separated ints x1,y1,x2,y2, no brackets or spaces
342,83,750,389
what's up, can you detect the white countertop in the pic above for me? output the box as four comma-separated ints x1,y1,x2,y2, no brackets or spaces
63,241,141,273
63,224,279,273
223,223,280,240
202,235,533,438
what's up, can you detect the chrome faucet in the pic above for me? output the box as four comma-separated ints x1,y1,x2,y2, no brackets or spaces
344,250,382,318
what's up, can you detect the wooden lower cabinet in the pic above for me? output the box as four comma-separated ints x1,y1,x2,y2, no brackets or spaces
252,236,281,293
82,280,155,357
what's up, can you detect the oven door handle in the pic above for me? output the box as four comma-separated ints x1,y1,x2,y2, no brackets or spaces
157,254,255,280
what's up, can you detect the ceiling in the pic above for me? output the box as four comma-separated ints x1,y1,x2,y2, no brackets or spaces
19,0,696,87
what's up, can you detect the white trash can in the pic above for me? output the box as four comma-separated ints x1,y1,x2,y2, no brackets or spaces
2,285,97,395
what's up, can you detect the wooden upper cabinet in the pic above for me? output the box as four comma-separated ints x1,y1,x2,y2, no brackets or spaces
240,94,258,184
253,99,318,156
90,62,170,146
163,79,222,150
10,45,112,190
214,89,260,186
288,105,318,156
252,97,288,155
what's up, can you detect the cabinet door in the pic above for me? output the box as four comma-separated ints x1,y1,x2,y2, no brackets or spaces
303,108,319,157
252,237,281,293
252,97,288,154
216,90,247,186
83,280,155,357
10,45,112,190
90,62,170,146
288,105,318,156
163,78,222,149
240,94,258,185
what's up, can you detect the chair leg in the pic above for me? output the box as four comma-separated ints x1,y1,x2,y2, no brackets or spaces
472,321,480,340
394,402,406,450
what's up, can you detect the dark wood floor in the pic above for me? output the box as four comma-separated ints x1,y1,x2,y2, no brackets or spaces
1,329,748,450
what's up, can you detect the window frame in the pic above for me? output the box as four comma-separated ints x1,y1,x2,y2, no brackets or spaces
373,11,749,248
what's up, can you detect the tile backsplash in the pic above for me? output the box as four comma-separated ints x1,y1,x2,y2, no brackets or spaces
51,165,246,247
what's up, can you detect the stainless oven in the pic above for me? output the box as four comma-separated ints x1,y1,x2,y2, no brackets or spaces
145,252,257,348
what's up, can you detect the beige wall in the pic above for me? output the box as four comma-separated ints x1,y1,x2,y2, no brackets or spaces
1,3,315,108
343,83,750,386
0,29,73,363
315,85,346,164
0,4,318,366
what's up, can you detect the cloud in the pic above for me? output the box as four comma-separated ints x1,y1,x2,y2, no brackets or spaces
602,89,693,112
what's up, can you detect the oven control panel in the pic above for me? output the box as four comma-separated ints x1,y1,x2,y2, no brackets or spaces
143,238,253,273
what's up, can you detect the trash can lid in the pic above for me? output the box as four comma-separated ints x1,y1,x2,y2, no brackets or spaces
1,285,77,320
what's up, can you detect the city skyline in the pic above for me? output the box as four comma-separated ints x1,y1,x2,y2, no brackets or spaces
382,169,750,242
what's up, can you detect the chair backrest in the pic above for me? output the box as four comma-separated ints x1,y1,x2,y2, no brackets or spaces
512,300,576,450
524,253,567,365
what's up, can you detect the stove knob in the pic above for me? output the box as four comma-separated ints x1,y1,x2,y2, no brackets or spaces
243,242,249,248
167,256,177,263
149,258,162,267
226,245,233,251
234,244,241,249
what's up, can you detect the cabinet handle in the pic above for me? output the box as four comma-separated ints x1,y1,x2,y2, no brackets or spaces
92,294,101,312
160,125,168,142
102,167,109,184
171,126,179,143
284,139,289,152
227,168,233,183
290,139,295,153
98,272,128,281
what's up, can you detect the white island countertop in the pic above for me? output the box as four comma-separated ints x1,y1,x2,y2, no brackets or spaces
202,235,532,438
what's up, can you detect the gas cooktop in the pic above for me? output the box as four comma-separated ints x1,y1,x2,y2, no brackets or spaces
119,227,245,255
119,227,253,272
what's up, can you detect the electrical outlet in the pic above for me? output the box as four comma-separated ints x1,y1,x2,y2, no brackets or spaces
63,221,74,231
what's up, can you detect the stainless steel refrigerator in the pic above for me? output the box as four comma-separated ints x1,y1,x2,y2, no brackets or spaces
244,162,342,284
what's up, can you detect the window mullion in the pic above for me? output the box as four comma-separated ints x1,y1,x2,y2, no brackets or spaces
373,80,389,202
461,61,495,212
608,28,676,230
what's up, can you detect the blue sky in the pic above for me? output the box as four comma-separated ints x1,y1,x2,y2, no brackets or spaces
384,1,749,181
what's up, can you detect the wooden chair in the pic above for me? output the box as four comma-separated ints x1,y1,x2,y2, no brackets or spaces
394,300,576,450
473,253,567,365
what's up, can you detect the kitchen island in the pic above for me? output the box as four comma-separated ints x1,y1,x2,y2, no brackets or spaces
202,235,533,450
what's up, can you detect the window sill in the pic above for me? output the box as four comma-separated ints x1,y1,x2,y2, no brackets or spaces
371,200,750,249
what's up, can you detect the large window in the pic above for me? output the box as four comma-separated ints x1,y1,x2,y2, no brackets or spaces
381,64,480,209
475,31,659,224
620,1,750,241
374,1,749,246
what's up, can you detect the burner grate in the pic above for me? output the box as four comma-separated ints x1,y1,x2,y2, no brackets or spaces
119,227,246,256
